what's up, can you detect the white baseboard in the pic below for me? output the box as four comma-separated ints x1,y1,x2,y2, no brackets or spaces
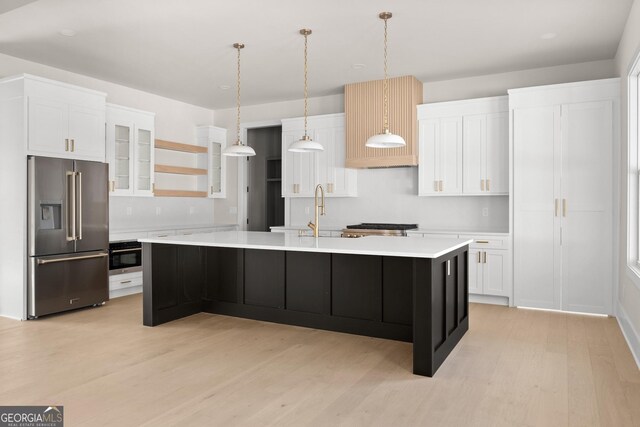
617,301,640,369
109,285,142,300
469,294,510,306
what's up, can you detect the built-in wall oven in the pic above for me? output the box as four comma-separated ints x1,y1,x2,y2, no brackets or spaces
109,241,142,275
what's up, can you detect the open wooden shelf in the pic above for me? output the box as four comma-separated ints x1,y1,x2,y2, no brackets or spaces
155,139,208,153
155,164,208,176
154,189,208,198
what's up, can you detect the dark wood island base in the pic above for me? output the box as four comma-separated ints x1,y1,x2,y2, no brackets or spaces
142,243,469,377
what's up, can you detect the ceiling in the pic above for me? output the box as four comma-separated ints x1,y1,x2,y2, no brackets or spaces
0,0,632,109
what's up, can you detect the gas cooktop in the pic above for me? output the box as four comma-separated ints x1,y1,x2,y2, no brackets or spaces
345,223,418,231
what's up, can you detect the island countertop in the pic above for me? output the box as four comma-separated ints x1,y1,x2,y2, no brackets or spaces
139,230,472,259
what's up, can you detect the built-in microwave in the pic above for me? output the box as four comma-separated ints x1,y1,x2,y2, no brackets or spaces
109,241,142,275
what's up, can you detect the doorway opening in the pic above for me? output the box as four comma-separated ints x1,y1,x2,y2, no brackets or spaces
246,126,284,231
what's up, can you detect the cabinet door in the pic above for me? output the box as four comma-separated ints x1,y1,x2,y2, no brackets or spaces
27,96,70,157
462,115,486,194
134,125,154,196
439,117,463,194
282,131,298,197
513,106,561,310
483,250,509,297
561,101,613,315
281,130,317,197
106,120,134,195
485,112,509,194
68,104,105,161
315,125,356,197
418,119,439,195
205,127,226,199
468,249,483,294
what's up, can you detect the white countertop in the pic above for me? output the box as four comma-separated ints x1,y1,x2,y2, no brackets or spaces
112,223,238,233
272,225,509,235
407,228,510,236
139,231,472,259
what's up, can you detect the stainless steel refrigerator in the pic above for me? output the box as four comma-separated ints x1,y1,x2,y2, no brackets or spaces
28,156,109,318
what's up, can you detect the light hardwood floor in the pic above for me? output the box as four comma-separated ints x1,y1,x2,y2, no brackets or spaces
0,295,638,427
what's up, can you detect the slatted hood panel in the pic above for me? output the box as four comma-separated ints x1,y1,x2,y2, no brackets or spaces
345,75,423,168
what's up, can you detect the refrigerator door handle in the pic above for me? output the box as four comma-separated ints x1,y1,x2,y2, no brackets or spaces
37,251,108,265
66,171,76,241
76,171,83,240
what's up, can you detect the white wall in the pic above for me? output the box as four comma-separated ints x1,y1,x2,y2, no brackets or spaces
614,0,640,364
0,53,217,232
214,59,616,229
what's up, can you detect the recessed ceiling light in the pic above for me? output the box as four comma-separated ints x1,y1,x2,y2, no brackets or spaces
59,29,76,37
218,84,231,90
352,63,366,69
540,32,557,40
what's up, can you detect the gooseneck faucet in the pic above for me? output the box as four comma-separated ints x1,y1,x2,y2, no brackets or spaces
307,184,325,238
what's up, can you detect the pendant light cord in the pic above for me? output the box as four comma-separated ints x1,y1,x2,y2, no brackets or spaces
303,31,309,138
383,15,389,132
236,44,241,144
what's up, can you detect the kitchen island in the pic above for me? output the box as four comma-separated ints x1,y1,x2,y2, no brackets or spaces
139,231,472,376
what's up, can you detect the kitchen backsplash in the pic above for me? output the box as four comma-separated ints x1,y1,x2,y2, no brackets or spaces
288,167,508,229
109,196,215,230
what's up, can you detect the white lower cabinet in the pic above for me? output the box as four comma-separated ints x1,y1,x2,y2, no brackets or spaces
465,237,511,299
109,271,143,298
409,231,511,301
478,249,510,297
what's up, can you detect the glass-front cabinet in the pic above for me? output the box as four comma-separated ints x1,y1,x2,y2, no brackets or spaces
196,126,227,198
106,104,155,197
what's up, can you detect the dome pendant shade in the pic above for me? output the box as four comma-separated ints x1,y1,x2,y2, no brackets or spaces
224,140,256,156
288,28,323,153
222,42,256,157
366,12,405,150
288,134,324,152
365,129,406,148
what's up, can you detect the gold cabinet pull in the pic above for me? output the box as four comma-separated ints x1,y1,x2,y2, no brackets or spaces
482,251,487,264
481,179,485,191
109,180,115,192
476,240,489,244
477,252,481,263
486,179,490,192
555,199,559,217
70,139,75,152
439,180,443,192
563,199,567,217
65,138,69,151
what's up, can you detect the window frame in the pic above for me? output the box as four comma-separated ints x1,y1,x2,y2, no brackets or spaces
626,52,640,289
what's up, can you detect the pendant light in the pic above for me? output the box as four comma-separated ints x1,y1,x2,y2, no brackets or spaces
223,43,256,157
365,12,406,149
288,29,324,153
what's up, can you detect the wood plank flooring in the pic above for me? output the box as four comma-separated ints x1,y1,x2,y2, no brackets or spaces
0,295,638,426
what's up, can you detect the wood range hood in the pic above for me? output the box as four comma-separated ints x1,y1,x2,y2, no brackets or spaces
345,75,423,168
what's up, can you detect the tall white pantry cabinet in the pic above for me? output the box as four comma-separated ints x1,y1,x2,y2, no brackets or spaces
0,74,107,320
510,79,618,315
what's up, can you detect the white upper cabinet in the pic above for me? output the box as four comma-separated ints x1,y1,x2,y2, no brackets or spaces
282,113,357,198
282,130,317,197
106,104,155,197
418,117,462,195
418,96,508,196
196,126,227,199
25,76,106,161
511,79,618,315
